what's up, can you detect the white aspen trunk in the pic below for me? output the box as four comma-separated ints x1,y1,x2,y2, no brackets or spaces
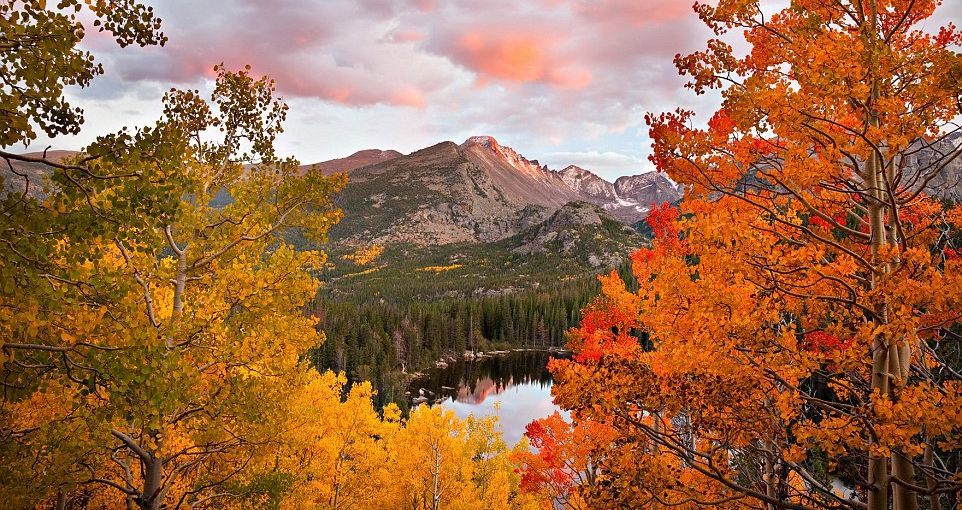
141,455,163,510
867,132,891,510
889,344,919,510
865,3,893,508
431,441,442,510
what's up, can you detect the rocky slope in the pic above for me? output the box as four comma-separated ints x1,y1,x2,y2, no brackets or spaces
512,202,643,268
558,165,619,202
557,164,682,223
320,135,682,247
326,138,587,246
0,150,77,200
2,138,679,238
911,131,962,203
613,173,684,214
322,199,645,300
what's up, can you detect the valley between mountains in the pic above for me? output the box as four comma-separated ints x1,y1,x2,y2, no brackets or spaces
298,135,680,401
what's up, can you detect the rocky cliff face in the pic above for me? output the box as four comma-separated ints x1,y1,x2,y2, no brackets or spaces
911,131,962,203
613,173,683,208
459,136,583,209
321,136,676,247
511,201,642,267
558,165,619,202
327,140,564,246
556,164,682,223
13,132,961,253
320,135,685,247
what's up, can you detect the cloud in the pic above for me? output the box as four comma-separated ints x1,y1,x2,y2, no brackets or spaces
92,0,459,109
49,0,721,170
408,0,436,12
385,28,426,43
572,0,693,27
58,0,958,176
439,29,592,89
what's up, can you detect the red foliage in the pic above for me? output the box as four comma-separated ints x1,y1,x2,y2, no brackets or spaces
808,215,834,230
519,416,574,492
646,202,681,239
707,108,736,138
574,298,640,363
802,331,852,353
516,412,617,501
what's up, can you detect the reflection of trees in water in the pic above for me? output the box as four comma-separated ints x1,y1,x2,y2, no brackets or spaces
411,351,561,405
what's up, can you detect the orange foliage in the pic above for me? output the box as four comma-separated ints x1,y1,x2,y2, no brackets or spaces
541,1,962,509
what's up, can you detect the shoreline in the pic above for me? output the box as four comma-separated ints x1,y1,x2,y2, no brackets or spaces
407,346,571,380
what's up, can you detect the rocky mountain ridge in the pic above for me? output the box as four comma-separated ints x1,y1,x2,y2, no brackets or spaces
452,136,684,224
317,135,681,247
300,149,402,175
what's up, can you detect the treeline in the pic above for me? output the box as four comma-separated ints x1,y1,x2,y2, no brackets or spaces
307,262,637,405
309,277,593,372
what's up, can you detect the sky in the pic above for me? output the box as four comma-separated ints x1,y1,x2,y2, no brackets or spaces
23,0,962,181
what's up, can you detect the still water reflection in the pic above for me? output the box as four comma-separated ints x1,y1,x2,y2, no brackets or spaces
407,350,569,445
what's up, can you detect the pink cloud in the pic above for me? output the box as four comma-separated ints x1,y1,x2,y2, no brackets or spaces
87,0,709,144
390,87,428,109
100,1,455,109
540,0,566,8
573,0,692,26
67,0,961,178
387,28,426,43
447,30,592,89
547,67,592,90
455,32,549,83
409,0,436,12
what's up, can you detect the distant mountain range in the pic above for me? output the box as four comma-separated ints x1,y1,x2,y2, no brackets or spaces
7,133,962,298
307,135,681,247
2,138,661,297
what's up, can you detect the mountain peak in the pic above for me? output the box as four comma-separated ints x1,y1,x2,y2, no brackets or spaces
556,165,618,204
559,165,595,177
349,148,401,159
461,135,550,178
461,135,501,150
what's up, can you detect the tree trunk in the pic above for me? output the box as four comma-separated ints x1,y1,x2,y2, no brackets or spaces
172,250,187,321
866,127,891,510
141,455,163,510
889,344,919,510
868,336,890,510
431,441,442,510
924,443,942,510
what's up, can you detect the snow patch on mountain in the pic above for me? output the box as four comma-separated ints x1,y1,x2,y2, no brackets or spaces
557,165,682,223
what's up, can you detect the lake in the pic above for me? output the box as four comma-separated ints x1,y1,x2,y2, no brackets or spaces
407,350,569,445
